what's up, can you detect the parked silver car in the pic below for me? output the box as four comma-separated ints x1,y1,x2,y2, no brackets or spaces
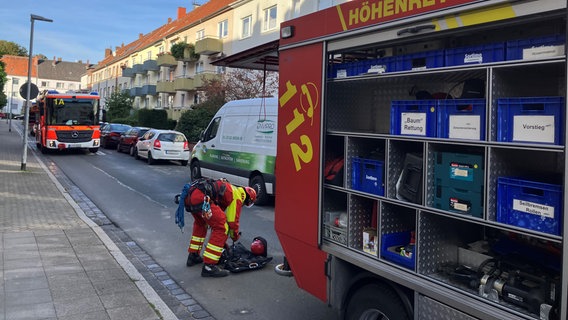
134,129,190,166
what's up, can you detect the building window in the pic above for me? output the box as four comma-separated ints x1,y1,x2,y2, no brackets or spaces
13,78,19,85
196,29,205,40
263,5,277,31
147,51,152,60
159,46,164,54
41,81,49,87
196,61,204,74
181,93,185,108
216,66,226,74
218,19,228,38
56,82,64,89
241,15,252,38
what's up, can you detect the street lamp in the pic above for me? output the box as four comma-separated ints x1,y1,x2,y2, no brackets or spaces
21,14,53,171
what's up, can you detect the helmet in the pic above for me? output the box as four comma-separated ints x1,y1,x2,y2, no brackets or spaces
251,236,267,257
244,187,257,208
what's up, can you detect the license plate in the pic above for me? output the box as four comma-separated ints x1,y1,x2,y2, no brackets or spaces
166,150,179,155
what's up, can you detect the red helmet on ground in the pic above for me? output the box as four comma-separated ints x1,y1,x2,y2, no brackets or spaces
244,187,257,207
251,236,267,257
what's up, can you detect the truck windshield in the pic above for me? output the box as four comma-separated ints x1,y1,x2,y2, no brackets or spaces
47,98,97,125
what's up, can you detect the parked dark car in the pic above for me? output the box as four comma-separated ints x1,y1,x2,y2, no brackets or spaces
100,123,131,149
116,126,151,156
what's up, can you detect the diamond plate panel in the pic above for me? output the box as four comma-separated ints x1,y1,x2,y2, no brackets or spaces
348,195,375,249
380,202,416,234
418,295,478,320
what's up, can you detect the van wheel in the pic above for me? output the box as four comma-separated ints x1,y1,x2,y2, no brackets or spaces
345,283,410,320
129,146,135,156
190,161,202,180
89,148,98,153
251,175,268,206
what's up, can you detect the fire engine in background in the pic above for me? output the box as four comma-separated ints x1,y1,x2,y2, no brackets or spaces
35,90,101,154
276,1,567,320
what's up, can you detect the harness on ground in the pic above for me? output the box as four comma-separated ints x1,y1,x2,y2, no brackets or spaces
220,237,273,273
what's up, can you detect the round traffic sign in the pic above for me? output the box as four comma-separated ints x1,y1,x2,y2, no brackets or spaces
19,82,39,100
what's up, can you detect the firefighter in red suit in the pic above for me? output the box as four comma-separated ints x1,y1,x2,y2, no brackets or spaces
184,179,257,277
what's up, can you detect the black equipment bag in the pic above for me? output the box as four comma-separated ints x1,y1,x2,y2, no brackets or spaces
220,242,273,273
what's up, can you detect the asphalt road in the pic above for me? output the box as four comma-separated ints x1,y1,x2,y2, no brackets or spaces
42,145,337,320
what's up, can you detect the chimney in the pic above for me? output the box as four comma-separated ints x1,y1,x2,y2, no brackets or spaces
52,56,57,67
177,7,186,19
168,17,172,24
105,48,112,57
139,33,144,39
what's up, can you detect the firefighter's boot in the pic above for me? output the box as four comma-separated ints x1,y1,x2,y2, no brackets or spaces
186,253,203,267
201,263,229,277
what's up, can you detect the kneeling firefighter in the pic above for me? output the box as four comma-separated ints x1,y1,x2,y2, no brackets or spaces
175,178,256,277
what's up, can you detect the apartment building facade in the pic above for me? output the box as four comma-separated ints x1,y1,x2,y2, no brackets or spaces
84,0,347,121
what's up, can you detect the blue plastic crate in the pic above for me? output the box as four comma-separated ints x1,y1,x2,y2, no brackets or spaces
497,177,562,236
445,43,505,66
497,96,563,145
396,50,444,71
381,231,416,270
390,100,437,137
507,34,565,60
351,157,384,196
438,99,486,140
329,62,358,78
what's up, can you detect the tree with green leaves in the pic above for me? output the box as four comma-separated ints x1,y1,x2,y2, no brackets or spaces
0,40,28,57
176,95,224,143
0,60,7,111
105,90,133,121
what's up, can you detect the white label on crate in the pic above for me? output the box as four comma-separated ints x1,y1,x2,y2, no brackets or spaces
513,199,554,219
449,115,481,140
401,112,427,136
513,115,555,143
523,45,565,60
336,69,347,78
464,53,483,63
368,65,386,73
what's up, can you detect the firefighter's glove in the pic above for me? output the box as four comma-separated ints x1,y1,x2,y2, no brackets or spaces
228,222,240,241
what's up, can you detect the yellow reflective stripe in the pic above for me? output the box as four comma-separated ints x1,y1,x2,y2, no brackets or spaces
203,251,221,261
191,236,205,242
189,244,201,250
207,243,224,253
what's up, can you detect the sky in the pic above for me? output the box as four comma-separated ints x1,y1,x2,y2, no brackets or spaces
1,1,204,64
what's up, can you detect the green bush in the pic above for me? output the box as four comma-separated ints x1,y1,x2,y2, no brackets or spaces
176,98,223,143
138,109,169,129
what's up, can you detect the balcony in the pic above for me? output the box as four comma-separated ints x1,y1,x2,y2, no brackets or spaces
157,54,177,67
133,64,144,74
130,87,143,96
194,73,220,88
143,60,159,72
156,81,175,93
195,37,222,55
122,68,135,78
174,78,195,91
141,84,156,95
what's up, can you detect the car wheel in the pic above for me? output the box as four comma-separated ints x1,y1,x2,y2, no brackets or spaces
147,152,156,165
134,149,140,160
190,160,202,181
129,145,135,156
345,283,410,320
116,142,121,153
180,160,188,166
251,175,269,206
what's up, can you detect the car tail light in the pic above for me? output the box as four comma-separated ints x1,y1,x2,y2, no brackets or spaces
153,140,161,149
184,141,189,150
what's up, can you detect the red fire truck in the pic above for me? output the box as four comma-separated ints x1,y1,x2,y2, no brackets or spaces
276,1,567,319
35,90,101,154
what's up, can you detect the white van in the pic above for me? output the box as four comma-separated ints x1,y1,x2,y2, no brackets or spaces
190,97,277,205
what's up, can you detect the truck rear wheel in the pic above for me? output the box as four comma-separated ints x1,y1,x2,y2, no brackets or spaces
345,283,410,320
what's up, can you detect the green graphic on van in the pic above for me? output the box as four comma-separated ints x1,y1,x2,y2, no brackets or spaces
256,119,275,134
194,147,275,174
